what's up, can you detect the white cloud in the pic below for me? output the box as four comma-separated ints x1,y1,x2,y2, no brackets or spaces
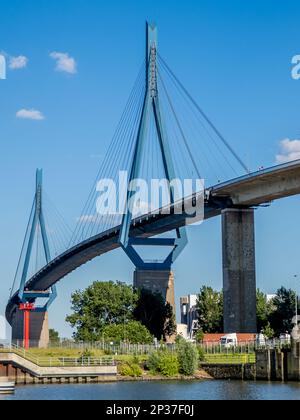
9,55,28,70
276,138,300,164
16,109,45,121
50,51,77,74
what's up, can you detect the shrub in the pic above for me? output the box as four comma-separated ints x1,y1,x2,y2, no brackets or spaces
195,330,205,344
158,353,179,377
197,346,205,362
147,351,161,373
79,349,95,359
177,341,199,376
119,363,143,377
147,350,179,377
102,321,153,344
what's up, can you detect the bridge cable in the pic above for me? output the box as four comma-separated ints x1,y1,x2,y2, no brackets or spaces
10,200,35,298
158,56,240,179
157,69,202,180
158,54,250,175
69,62,146,245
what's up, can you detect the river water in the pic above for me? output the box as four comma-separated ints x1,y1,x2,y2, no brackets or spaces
1,380,300,400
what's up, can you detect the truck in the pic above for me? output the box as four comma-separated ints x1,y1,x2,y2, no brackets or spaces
220,333,238,348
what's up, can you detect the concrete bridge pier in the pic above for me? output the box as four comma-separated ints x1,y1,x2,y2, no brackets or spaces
133,270,176,316
11,309,49,349
222,208,257,333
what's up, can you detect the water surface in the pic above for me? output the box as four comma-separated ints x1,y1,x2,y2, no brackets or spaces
1,380,300,400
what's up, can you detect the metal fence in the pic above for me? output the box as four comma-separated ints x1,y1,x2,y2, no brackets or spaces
0,343,116,367
4,338,291,357
10,340,177,355
199,339,291,354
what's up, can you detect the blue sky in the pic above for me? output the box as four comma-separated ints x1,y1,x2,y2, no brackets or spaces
1,0,300,337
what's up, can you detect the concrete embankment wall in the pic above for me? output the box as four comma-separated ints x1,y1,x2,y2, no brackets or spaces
202,341,300,382
0,353,117,384
201,363,256,380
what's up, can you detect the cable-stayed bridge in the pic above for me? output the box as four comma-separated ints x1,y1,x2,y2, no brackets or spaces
6,23,300,347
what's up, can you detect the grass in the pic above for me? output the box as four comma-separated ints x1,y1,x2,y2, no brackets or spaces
1,347,148,366
203,353,256,364
28,348,105,358
1,347,256,366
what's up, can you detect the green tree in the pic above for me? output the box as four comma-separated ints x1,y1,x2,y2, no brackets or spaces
49,329,60,344
134,289,176,340
66,281,138,341
195,330,204,344
102,321,153,344
256,289,272,331
196,286,223,333
261,322,275,339
268,287,298,336
177,340,198,376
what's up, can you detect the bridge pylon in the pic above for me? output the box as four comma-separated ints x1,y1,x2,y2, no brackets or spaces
11,169,56,349
119,23,187,324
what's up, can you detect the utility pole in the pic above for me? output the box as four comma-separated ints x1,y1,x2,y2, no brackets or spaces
294,275,298,328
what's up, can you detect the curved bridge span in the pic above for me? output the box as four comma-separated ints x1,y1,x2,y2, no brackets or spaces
6,160,300,326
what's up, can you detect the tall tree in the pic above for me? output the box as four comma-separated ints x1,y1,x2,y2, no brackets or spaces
134,289,176,340
256,289,272,332
66,281,138,341
268,287,298,335
49,329,60,344
196,286,223,333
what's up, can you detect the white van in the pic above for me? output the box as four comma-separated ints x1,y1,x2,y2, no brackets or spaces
220,333,238,348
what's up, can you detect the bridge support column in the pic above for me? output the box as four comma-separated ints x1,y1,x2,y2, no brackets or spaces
11,309,49,349
134,270,176,316
222,208,257,333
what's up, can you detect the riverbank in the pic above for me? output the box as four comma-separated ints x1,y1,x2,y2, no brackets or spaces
1,341,300,385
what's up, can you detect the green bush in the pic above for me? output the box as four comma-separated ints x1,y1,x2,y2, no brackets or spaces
158,353,179,377
147,350,179,377
119,363,143,377
177,341,199,376
102,321,153,344
147,351,161,373
197,346,205,362
79,349,95,359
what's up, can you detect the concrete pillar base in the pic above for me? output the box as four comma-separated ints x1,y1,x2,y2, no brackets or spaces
222,208,257,333
11,309,49,348
133,270,176,315
134,269,176,343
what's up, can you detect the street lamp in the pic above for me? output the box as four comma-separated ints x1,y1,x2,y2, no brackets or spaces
294,275,298,328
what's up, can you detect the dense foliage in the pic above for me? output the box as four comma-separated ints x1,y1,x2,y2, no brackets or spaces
102,321,153,344
134,289,176,340
66,281,138,341
147,350,179,377
49,329,60,344
196,286,299,337
66,281,176,343
196,286,223,333
119,361,143,377
177,340,199,376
